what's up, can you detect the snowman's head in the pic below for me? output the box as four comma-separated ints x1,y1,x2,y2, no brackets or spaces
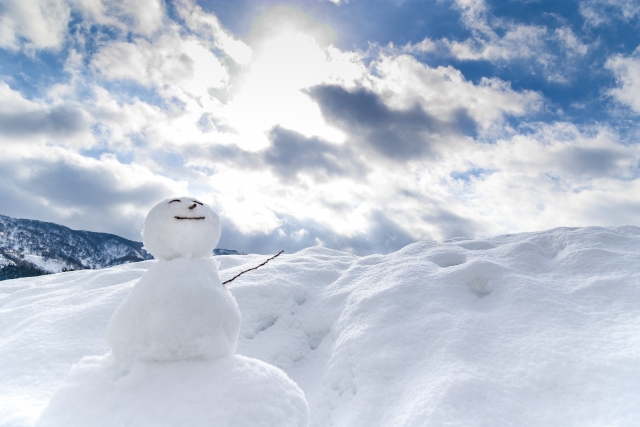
142,197,221,260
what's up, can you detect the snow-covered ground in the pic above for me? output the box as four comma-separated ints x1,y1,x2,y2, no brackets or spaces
21,255,68,274
2,226,640,426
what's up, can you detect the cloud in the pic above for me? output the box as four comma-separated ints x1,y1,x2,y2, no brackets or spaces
0,81,93,144
308,84,469,161
484,123,638,180
444,122,640,235
605,48,640,114
0,102,89,138
447,0,550,63
0,0,70,50
0,150,187,239
243,4,336,50
263,126,361,181
115,0,164,36
174,0,252,65
360,54,542,136
1,0,638,258
554,27,590,57
218,27,355,150
580,0,640,26
207,120,640,254
90,28,228,98
397,0,592,82
218,209,417,256
0,0,166,51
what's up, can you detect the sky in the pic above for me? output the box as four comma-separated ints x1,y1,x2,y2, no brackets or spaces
0,0,639,255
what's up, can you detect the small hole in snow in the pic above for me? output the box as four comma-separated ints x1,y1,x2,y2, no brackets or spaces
430,252,467,268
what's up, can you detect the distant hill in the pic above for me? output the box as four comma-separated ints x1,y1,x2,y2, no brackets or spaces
0,214,245,281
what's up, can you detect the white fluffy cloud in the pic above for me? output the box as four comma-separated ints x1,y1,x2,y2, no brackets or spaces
468,126,631,236
174,0,252,65
606,48,640,114
446,0,550,62
580,0,640,26
0,0,70,49
402,122,640,239
0,0,165,50
365,54,542,135
91,28,228,98
400,0,591,83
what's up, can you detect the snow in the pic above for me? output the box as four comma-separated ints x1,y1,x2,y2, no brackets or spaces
2,226,640,426
0,254,14,268
142,197,221,260
22,255,68,273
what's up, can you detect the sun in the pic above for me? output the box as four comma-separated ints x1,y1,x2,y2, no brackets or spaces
222,30,345,151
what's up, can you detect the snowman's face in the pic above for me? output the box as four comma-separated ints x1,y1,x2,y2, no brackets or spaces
142,197,221,260
169,198,206,220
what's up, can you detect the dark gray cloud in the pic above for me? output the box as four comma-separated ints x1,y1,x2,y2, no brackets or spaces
399,188,482,239
206,144,262,170
24,161,165,207
307,84,478,161
263,126,364,181
0,157,176,240
198,126,363,183
560,147,626,177
198,85,479,183
0,104,90,138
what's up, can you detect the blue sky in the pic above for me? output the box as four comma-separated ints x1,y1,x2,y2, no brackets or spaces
1,0,639,254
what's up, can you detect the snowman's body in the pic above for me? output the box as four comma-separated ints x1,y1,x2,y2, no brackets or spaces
36,198,309,427
108,257,241,362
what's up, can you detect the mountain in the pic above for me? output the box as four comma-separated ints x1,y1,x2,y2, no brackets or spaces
0,214,244,281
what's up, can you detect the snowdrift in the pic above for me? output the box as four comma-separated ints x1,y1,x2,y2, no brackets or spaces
2,226,640,426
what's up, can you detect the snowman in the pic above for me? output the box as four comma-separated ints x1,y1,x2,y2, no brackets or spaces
107,196,241,362
37,197,309,427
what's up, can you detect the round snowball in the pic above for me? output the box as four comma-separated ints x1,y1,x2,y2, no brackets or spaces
143,197,221,260
107,258,241,363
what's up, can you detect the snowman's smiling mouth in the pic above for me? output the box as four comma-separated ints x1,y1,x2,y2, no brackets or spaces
174,216,205,220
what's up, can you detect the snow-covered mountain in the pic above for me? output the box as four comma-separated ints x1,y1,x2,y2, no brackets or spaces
2,226,640,426
0,214,243,281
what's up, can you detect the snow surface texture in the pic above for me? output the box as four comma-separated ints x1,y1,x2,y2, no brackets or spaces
33,198,308,427
2,226,640,426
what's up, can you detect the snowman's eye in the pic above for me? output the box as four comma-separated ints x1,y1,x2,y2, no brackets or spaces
193,200,203,205
169,199,181,203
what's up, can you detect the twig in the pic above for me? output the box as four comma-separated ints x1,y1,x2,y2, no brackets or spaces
222,250,284,285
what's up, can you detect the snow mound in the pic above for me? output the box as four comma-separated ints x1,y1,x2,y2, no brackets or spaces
2,226,640,427
36,354,309,427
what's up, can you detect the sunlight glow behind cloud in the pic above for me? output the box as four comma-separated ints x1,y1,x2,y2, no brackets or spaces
223,31,347,150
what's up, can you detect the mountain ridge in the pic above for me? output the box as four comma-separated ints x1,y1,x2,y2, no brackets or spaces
0,214,244,281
